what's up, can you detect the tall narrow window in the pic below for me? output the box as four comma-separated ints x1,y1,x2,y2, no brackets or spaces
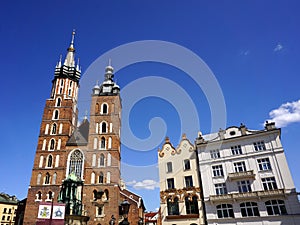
44,173,50,184
56,98,61,107
51,123,57,135
99,154,105,167
185,176,193,188
99,172,104,183
91,172,95,184
39,156,44,168
102,103,108,114
107,153,111,166
93,138,98,150
101,137,106,149
53,110,59,120
48,191,53,200
101,122,107,133
68,150,84,178
42,139,47,150
47,155,53,167
108,137,112,149
92,154,96,167
37,191,42,200
55,155,59,167
95,103,100,114
49,139,55,150
107,172,111,183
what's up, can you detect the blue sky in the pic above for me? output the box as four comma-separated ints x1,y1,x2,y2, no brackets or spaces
1,1,300,212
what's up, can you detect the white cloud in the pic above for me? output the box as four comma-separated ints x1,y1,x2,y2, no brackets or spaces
126,179,159,190
274,43,283,52
267,100,300,127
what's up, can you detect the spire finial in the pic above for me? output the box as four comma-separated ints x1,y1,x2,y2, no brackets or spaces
67,29,75,52
108,58,112,67
71,29,75,45
84,110,88,120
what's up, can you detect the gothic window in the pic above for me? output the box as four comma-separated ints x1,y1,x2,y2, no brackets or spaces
44,173,50,184
101,122,107,133
265,200,287,215
99,172,104,184
108,137,112,149
167,197,179,215
68,89,72,96
107,153,111,166
53,110,59,120
49,139,55,150
42,139,47,150
102,103,108,114
51,123,57,135
216,204,234,218
185,196,199,214
95,103,100,114
47,155,53,167
52,173,57,184
104,189,109,200
37,173,42,185
37,191,42,200
99,154,105,167
48,191,53,200
240,202,259,217
56,98,61,107
68,149,84,178
45,124,49,135
55,155,59,167
39,156,44,168
100,137,106,149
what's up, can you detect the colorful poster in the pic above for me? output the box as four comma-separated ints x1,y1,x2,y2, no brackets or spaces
37,204,52,219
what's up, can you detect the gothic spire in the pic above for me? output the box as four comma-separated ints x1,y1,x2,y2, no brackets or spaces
64,30,76,67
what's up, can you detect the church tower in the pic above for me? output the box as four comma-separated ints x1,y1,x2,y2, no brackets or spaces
23,31,81,225
82,62,122,224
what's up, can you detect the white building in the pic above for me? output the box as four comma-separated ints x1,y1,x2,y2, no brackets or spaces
196,122,300,225
158,134,205,225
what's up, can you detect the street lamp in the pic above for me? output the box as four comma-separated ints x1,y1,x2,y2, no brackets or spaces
119,199,131,225
137,217,143,225
109,215,116,225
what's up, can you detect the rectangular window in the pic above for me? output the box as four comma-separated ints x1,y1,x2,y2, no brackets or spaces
210,149,220,159
234,161,246,172
167,178,175,189
3,208,7,214
185,176,193,188
231,145,242,155
254,141,266,151
2,216,5,221
215,183,227,195
212,165,224,177
166,162,173,173
96,206,103,217
237,180,252,193
262,177,278,190
8,209,11,214
257,158,272,171
184,159,191,170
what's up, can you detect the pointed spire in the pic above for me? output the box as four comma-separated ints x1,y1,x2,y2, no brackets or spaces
64,30,76,67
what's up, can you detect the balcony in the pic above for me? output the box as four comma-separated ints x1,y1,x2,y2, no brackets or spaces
227,170,255,181
209,189,286,202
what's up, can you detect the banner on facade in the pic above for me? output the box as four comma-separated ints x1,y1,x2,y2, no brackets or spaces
36,202,65,225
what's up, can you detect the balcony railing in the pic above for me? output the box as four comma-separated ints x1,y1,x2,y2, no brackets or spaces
209,189,285,202
227,170,255,181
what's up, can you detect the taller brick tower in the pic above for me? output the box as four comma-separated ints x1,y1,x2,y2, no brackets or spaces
23,32,82,225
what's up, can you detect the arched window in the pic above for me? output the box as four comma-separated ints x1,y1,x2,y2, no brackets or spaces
37,191,42,200
107,172,110,183
49,139,55,150
93,138,98,150
240,202,259,217
56,98,61,107
100,154,105,166
39,156,44,168
53,110,59,120
107,153,111,166
104,189,109,200
44,173,50,184
52,173,57,184
101,122,107,133
99,172,104,184
216,204,234,218
37,173,42,185
51,124,57,135
102,103,108,114
48,191,53,200
101,137,106,149
167,197,179,215
91,172,95,184
265,200,287,215
92,154,96,167
47,155,53,167
95,103,100,114
68,150,84,178
185,196,199,214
